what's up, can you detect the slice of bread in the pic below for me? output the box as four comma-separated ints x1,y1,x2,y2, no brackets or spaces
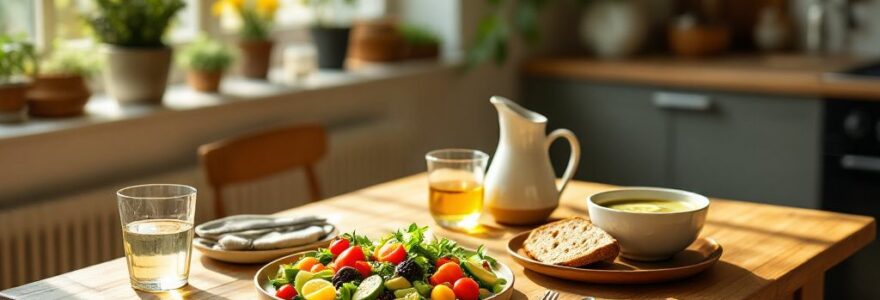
523,217,619,267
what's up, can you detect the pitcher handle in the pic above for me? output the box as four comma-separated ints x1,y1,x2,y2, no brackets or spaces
545,129,581,193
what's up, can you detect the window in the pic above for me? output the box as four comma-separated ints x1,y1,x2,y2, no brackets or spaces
3,0,388,50
0,0,37,40
1,0,199,50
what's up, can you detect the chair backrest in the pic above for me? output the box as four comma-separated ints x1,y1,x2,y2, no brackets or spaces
199,124,327,218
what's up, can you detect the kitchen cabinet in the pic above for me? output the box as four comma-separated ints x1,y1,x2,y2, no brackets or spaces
524,78,822,208
523,79,668,187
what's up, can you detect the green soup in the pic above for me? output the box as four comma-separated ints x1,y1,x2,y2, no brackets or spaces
601,199,693,213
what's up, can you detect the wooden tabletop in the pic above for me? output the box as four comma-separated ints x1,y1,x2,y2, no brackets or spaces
525,55,880,100
2,174,875,299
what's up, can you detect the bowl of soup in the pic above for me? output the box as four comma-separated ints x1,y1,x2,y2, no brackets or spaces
587,187,709,261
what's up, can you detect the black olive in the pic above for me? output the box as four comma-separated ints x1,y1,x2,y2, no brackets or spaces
377,291,395,300
395,259,424,282
331,266,362,288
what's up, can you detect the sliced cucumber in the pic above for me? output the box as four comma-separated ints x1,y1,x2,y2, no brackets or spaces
396,293,420,300
384,276,412,290
393,287,418,298
353,275,384,300
463,261,498,286
412,281,432,296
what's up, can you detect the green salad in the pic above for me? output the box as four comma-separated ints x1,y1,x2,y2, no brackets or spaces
268,224,506,300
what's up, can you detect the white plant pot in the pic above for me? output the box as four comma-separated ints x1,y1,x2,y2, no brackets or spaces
579,0,648,59
101,45,172,104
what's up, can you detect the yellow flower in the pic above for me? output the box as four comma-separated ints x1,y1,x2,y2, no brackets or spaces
256,0,279,16
212,0,246,15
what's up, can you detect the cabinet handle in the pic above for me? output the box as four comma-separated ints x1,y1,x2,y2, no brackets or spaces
841,155,880,173
653,92,712,111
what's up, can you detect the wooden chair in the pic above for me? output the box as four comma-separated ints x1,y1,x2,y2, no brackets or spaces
199,124,327,218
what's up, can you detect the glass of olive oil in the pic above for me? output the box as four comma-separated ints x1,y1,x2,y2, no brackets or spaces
117,184,196,292
426,149,489,231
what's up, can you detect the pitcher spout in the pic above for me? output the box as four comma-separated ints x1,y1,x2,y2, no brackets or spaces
490,96,547,124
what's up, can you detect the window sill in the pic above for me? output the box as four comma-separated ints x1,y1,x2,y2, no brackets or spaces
0,60,454,142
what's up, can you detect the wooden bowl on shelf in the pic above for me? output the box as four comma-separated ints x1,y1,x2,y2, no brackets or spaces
668,25,730,57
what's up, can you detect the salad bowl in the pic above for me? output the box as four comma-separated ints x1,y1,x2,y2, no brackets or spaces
254,224,514,300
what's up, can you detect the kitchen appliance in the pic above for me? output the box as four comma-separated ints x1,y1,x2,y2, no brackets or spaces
822,98,880,299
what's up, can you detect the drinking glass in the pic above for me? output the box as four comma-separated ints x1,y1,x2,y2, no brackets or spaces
425,149,489,230
117,184,197,292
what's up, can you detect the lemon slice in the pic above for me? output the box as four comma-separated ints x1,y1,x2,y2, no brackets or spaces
302,279,336,300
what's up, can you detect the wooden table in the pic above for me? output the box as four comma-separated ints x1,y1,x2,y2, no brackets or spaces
2,174,875,299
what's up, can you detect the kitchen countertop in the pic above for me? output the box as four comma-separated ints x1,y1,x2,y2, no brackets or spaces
524,54,880,100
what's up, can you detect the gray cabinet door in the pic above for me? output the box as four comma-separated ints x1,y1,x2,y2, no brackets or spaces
524,78,668,187
663,90,822,208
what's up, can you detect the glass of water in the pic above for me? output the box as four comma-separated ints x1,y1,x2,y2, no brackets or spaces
117,184,197,292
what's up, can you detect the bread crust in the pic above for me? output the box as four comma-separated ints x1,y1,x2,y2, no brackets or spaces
523,217,620,267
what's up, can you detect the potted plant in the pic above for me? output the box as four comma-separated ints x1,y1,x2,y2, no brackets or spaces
349,19,404,62
401,24,440,60
0,34,36,122
302,0,357,69
177,35,235,93
214,0,279,79
86,0,186,104
28,44,100,117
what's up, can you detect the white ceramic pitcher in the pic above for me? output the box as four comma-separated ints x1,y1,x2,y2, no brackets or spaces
485,96,581,225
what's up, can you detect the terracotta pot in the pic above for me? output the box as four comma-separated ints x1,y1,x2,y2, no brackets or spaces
0,83,28,112
0,83,29,123
27,75,91,117
102,45,171,104
349,20,404,62
187,70,223,93
310,27,351,69
238,39,274,79
403,43,439,60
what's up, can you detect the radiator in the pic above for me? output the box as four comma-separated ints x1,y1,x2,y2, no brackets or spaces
0,120,417,289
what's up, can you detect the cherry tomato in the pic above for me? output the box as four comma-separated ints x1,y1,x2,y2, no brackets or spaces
453,278,480,300
435,256,460,269
430,284,456,300
309,263,326,273
275,283,297,300
376,243,407,265
335,246,366,269
294,257,318,271
329,238,351,257
354,260,372,278
430,262,465,286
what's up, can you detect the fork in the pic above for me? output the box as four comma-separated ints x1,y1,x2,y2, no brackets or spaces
541,290,560,300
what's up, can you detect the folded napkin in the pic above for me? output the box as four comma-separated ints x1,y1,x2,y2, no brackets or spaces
194,215,334,251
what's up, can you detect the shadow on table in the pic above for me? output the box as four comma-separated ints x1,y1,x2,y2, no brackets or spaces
135,285,229,300
198,255,261,280
522,260,768,299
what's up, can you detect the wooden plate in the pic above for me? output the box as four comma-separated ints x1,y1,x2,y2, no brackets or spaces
254,251,516,300
194,228,337,264
507,231,722,284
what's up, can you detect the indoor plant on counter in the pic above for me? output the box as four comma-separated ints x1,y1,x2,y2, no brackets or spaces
401,24,440,60
214,0,279,79
177,36,234,93
87,0,185,104
28,44,100,117
0,34,36,122
302,0,357,69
